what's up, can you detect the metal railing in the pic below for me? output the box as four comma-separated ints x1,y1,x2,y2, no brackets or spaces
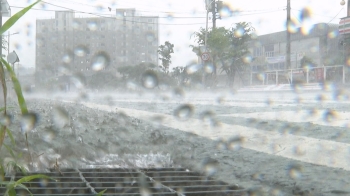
249,65,345,85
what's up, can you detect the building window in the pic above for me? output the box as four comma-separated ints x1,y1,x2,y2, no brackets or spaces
253,47,263,57
148,19,152,22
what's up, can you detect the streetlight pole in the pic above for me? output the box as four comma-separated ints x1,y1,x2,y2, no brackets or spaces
7,31,19,56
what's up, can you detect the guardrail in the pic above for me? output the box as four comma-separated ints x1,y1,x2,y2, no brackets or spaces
249,65,345,85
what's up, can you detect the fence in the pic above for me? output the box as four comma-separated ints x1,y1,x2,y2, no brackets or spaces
249,65,345,85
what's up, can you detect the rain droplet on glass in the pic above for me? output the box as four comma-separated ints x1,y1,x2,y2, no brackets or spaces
91,51,110,71
141,70,158,89
20,113,39,133
174,104,193,120
52,107,70,129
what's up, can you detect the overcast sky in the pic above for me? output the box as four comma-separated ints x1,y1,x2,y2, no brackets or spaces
4,0,348,68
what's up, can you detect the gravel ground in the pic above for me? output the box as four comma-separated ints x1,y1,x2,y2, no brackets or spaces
2,90,350,196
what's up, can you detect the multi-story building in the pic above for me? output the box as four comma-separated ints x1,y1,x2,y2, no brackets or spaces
249,23,341,72
35,10,159,87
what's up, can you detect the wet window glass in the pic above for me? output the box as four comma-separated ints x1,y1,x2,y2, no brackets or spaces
1,0,350,195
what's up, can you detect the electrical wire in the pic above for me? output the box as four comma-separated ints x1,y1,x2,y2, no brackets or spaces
327,7,343,23
10,6,206,18
11,4,285,18
291,8,343,19
36,1,207,25
40,0,290,15
10,1,286,25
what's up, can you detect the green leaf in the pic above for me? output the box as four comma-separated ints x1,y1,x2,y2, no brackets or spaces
6,128,15,146
7,187,16,196
0,64,6,114
0,1,41,35
3,144,16,160
14,174,54,187
0,125,6,151
96,189,107,196
0,163,5,180
0,58,28,114
15,164,28,175
16,183,32,196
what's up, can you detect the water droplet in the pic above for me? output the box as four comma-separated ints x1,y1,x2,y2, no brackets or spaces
0,114,12,126
71,73,86,89
200,111,219,127
145,32,156,42
42,129,56,142
87,22,97,31
234,27,245,37
20,113,38,133
299,7,312,21
91,52,110,71
227,136,244,150
215,139,227,150
265,98,273,106
186,64,202,74
218,4,238,18
166,13,174,21
243,55,253,64
62,51,73,64
204,63,214,73
39,178,49,187
287,18,299,33
74,45,89,57
52,107,69,129
141,70,158,89
323,109,337,123
287,163,303,179
216,96,226,104
174,104,193,121
201,157,218,176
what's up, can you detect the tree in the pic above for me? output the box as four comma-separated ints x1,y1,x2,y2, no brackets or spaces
191,22,255,88
171,66,202,87
158,41,174,74
117,62,157,83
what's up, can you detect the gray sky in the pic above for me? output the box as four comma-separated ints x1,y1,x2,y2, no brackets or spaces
5,0,348,68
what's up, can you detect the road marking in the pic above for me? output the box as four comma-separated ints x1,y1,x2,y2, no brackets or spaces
82,102,350,171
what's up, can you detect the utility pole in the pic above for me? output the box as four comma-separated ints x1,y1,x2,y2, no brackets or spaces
212,0,216,29
0,0,3,59
286,0,291,71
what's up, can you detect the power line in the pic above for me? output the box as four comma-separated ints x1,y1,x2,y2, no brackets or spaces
291,8,343,19
328,7,343,24
40,0,289,15
10,6,206,18
45,0,204,14
36,1,207,26
11,1,286,25
11,4,285,18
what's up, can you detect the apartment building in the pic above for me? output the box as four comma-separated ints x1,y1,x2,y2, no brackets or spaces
35,10,159,86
